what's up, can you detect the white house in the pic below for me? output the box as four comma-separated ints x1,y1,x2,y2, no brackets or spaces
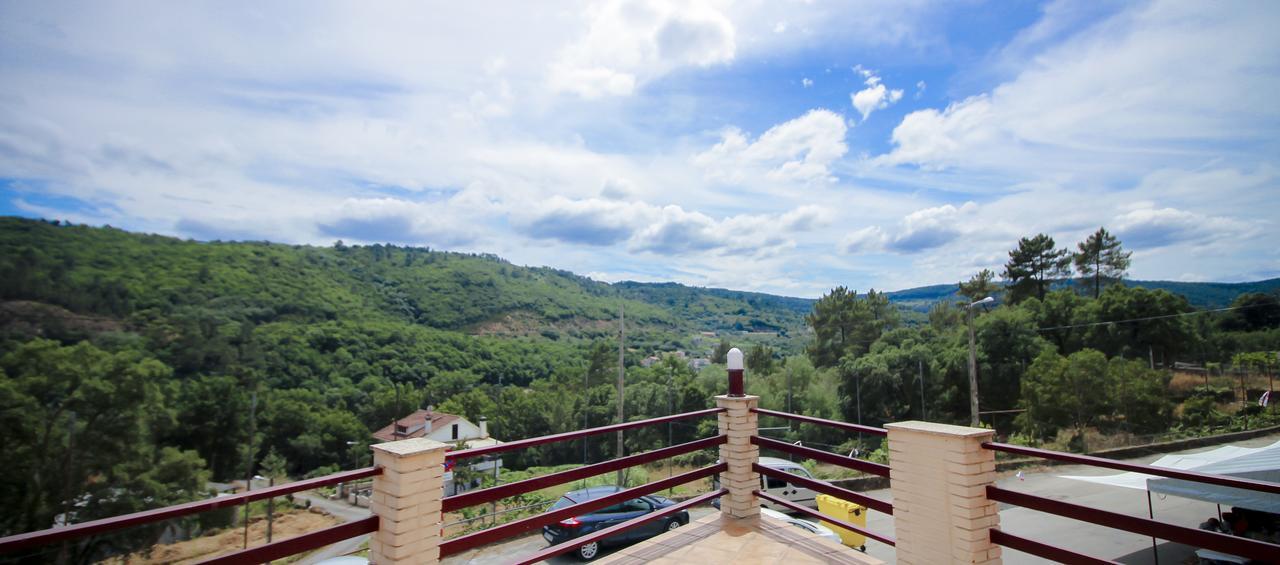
372,407,503,496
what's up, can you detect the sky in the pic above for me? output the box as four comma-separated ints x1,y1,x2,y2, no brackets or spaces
1,0,1278,298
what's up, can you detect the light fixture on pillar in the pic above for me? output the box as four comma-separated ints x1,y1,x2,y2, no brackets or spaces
727,347,744,397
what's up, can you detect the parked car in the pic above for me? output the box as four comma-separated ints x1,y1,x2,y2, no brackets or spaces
541,486,689,561
760,507,841,544
713,456,821,510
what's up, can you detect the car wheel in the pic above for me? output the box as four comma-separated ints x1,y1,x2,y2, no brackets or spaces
666,519,682,532
577,541,600,561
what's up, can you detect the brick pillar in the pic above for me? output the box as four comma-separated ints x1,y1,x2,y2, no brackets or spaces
716,394,760,519
885,421,1001,565
369,438,447,564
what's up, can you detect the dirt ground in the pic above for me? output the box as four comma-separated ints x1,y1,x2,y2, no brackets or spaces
106,509,341,564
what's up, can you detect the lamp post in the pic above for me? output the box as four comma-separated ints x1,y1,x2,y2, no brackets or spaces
727,348,744,397
966,296,994,427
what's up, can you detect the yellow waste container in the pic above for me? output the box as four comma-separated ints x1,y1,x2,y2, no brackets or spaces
816,494,868,550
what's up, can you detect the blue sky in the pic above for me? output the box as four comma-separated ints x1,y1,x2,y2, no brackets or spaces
1,0,1277,297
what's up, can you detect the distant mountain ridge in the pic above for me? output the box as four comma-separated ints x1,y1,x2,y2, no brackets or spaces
1,217,1274,339
882,278,1280,311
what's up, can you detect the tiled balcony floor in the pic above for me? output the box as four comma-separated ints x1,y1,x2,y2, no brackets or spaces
596,512,885,565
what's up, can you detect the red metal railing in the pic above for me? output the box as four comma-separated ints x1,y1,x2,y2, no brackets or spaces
985,441,1280,495
982,442,1280,563
443,435,725,513
752,408,888,437
448,407,724,461
512,488,727,565
752,463,892,516
755,491,895,546
440,463,727,558
751,435,889,478
0,466,380,555
195,516,379,565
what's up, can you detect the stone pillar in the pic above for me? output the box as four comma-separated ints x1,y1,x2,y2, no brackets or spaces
886,421,1001,564
716,394,760,519
369,438,447,564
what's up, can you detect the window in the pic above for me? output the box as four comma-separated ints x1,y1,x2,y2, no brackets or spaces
784,466,814,480
765,475,788,489
621,498,651,512
451,424,459,440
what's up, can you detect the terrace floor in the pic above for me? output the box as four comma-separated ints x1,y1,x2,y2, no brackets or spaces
596,512,884,565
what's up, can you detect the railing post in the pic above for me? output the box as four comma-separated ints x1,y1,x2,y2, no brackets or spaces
717,348,759,519
369,438,447,564
885,421,1001,565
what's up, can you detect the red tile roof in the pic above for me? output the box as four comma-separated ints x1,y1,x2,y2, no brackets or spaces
372,409,462,442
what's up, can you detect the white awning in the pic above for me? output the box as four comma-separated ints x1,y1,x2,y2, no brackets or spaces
1058,440,1280,513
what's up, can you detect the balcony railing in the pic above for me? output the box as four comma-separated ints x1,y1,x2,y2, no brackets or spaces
0,467,381,563
5,347,1278,564
982,441,1280,563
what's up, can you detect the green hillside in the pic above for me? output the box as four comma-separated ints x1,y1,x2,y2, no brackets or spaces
0,217,810,342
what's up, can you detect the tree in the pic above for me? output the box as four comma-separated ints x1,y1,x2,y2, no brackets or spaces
1086,285,1196,362
958,269,1000,304
1219,292,1280,332
1002,234,1070,304
0,340,208,544
711,339,732,365
1073,227,1131,298
805,287,898,368
1018,349,1109,444
746,343,776,375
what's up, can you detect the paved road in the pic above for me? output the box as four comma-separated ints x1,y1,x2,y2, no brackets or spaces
292,491,372,565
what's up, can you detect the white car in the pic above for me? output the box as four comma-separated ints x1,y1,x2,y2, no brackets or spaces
761,507,841,544
714,456,821,510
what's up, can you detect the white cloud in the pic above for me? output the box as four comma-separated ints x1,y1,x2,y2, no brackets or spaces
914,80,926,99
880,0,1280,173
849,66,903,121
841,226,887,254
694,109,848,184
549,0,735,98
842,202,979,255
516,197,655,246
802,78,813,88
1112,207,1253,250
317,197,477,247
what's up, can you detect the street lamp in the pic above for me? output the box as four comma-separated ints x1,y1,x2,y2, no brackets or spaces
965,296,995,427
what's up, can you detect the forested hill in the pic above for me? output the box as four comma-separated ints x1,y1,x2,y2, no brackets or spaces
3,217,1274,336
0,217,808,339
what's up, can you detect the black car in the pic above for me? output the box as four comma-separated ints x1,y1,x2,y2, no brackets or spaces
541,486,689,560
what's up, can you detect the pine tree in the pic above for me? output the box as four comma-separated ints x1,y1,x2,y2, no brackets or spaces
1002,234,1070,304
958,269,1000,304
1073,227,1131,298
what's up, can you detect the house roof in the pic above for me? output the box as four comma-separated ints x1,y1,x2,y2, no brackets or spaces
372,409,462,442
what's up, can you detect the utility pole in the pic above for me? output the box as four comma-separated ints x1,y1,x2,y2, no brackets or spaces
786,363,793,417
616,304,625,487
855,369,863,450
243,389,258,550
919,359,926,421
668,363,674,488
583,368,589,467
57,411,76,565
966,297,993,427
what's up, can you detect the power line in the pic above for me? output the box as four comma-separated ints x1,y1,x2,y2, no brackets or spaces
1035,304,1261,332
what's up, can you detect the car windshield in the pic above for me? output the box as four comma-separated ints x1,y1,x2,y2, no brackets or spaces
550,496,577,511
